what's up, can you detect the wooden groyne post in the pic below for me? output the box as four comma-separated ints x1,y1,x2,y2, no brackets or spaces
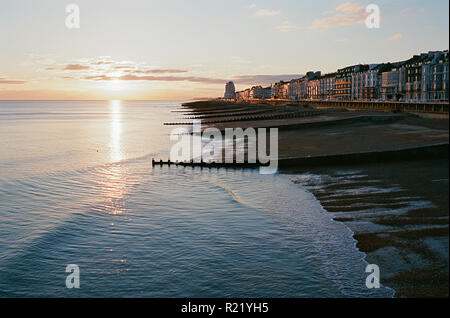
152,158,267,169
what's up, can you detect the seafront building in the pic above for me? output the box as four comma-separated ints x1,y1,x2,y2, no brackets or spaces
419,51,449,101
271,81,290,99
263,86,272,99
381,67,401,100
228,50,449,103
318,73,336,100
352,64,394,101
335,64,369,100
287,72,321,101
223,81,236,100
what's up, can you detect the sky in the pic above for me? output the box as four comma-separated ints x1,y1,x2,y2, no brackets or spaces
0,0,448,100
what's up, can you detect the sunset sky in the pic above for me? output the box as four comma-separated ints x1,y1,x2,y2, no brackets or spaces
0,0,448,100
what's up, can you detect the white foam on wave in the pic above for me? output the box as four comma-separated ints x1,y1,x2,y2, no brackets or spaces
201,170,395,297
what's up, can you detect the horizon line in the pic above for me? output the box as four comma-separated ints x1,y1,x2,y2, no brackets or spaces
0,98,216,102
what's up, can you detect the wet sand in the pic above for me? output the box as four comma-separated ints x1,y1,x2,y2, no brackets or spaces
287,160,448,298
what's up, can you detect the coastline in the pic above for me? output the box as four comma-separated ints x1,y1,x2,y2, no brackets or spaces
176,100,449,297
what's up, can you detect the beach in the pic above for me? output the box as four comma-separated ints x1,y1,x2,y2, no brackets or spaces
177,100,449,297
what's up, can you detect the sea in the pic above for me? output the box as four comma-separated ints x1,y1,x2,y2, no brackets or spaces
0,100,394,297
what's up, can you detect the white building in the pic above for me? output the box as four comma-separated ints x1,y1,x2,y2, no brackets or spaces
381,69,400,100
318,73,336,100
249,86,265,99
421,51,449,101
223,81,236,99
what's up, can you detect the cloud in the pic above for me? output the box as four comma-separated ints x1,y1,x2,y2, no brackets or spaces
229,56,252,64
121,75,225,84
47,57,211,84
83,75,111,81
131,69,188,74
45,63,91,71
91,61,114,65
249,3,257,9
276,21,297,32
232,74,303,85
310,2,366,28
63,64,90,71
255,9,281,17
47,58,190,80
388,33,403,41
82,73,304,86
113,65,132,70
84,74,226,84
46,57,301,87
0,77,27,84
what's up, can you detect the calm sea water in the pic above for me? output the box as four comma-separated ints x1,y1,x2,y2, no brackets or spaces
0,100,393,297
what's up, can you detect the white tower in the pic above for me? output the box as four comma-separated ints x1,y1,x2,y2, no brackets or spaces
224,81,236,99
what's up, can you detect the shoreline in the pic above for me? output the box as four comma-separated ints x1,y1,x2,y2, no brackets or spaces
177,100,449,297
285,159,448,298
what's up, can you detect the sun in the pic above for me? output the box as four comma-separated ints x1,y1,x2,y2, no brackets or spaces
97,77,129,99
111,78,123,91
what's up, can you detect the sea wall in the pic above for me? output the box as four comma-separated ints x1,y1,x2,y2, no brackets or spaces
279,143,449,168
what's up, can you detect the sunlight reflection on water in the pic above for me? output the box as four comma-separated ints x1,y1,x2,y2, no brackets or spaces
109,100,123,163
97,164,127,215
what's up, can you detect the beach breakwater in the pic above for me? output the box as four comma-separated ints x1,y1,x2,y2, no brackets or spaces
152,143,448,170
279,143,448,168
215,99,449,114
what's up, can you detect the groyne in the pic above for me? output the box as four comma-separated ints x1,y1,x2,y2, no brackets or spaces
239,99,449,114
152,143,448,170
278,143,448,168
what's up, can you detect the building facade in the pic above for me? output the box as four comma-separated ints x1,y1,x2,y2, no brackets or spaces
249,86,264,99
271,81,290,99
421,51,449,101
223,81,235,99
263,86,272,99
317,73,336,100
353,64,392,100
381,69,400,100
335,65,369,100
232,50,449,103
